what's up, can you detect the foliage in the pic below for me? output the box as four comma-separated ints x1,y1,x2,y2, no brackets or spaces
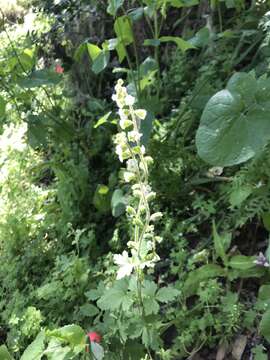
1,0,270,359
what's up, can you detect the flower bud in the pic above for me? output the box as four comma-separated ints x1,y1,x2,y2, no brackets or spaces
150,212,163,222
126,206,137,217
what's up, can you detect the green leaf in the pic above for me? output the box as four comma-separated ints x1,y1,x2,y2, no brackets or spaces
262,213,270,232
156,286,180,303
94,111,112,128
21,331,45,360
97,278,132,311
0,96,6,119
260,309,270,342
258,285,270,302
189,27,210,47
44,339,71,360
228,255,257,270
169,0,199,7
74,43,87,61
19,69,62,88
79,303,99,317
87,43,102,60
111,189,126,217
129,7,144,21
213,221,231,263
107,0,124,16
143,39,161,47
48,325,85,349
92,50,110,74
183,264,225,297
159,36,196,52
116,42,127,63
196,72,270,166
0,345,14,360
229,185,253,207
114,16,134,46
93,184,111,213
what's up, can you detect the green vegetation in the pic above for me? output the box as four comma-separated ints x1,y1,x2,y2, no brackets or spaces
1,0,270,359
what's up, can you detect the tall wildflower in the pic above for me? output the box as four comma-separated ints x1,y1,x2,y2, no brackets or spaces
112,79,162,280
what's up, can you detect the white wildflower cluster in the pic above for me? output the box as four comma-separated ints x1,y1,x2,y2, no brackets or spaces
112,79,162,280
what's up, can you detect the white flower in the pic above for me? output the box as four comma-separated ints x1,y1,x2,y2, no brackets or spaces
119,119,133,130
115,144,124,162
135,109,147,120
141,145,146,155
125,95,135,106
114,251,134,279
123,171,136,183
128,131,142,143
126,159,137,172
118,108,129,121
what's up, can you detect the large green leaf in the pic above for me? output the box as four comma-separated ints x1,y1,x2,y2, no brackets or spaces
92,51,110,74
21,331,45,360
114,16,134,46
0,345,14,360
196,72,270,166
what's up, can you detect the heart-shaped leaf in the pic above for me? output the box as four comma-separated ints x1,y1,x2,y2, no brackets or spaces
196,72,270,166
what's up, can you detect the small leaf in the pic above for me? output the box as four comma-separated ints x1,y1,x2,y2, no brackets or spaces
169,0,199,7
111,189,126,217
189,27,210,47
143,39,161,47
229,185,252,207
229,255,257,270
262,213,270,232
79,304,99,317
156,286,180,303
0,96,6,118
93,184,111,213
94,112,112,128
213,221,231,264
107,0,124,16
159,36,196,52
258,284,270,302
